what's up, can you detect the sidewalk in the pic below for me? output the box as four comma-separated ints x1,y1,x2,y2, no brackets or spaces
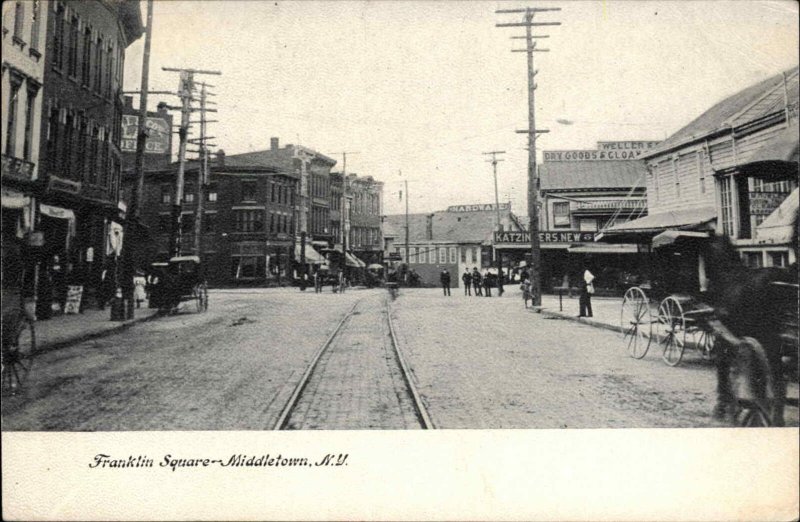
537,292,626,334
32,305,160,353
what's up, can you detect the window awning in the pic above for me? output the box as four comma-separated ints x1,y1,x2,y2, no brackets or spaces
596,207,716,244
651,230,709,249
567,243,639,254
731,124,799,180
345,252,366,268
295,243,326,264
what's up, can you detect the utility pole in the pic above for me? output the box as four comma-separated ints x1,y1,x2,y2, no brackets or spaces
329,151,360,254
497,6,561,307
118,0,153,321
161,67,221,257
483,150,506,277
192,81,218,256
404,175,409,272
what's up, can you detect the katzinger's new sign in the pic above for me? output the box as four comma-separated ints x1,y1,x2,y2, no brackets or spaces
494,231,595,243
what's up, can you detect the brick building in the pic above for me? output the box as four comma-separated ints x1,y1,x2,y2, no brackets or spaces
346,174,383,266
121,158,304,287
31,0,142,316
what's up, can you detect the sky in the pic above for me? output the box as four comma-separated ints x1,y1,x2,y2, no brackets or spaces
122,0,799,216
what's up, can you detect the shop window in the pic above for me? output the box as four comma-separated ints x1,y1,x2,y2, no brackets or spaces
768,251,788,268
741,252,762,268
553,202,570,227
231,256,265,280
578,218,597,232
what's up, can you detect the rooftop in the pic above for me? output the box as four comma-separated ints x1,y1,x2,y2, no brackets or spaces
384,208,521,244
539,160,648,191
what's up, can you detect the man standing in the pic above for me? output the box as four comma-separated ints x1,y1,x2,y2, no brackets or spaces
483,270,493,297
440,268,451,296
462,269,472,296
471,267,483,296
579,265,595,318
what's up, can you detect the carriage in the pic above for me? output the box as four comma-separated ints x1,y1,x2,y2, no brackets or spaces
618,228,799,426
152,256,209,314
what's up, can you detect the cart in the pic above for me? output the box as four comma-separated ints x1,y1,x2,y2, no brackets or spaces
156,256,209,314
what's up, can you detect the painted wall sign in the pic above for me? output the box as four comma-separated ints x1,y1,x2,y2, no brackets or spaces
543,149,650,162
446,203,510,212
494,230,596,243
121,115,170,154
596,141,660,151
749,191,790,216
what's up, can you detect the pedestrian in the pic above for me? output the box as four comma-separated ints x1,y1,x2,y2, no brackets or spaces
440,268,451,296
497,266,505,296
314,269,322,293
462,269,472,296
133,271,147,308
579,265,595,318
483,270,493,297
471,267,483,296
521,277,532,308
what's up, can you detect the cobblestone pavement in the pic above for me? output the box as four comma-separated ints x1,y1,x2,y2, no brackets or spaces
285,292,421,429
392,288,799,429
1,289,364,430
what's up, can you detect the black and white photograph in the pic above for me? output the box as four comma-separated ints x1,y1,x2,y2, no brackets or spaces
2,0,798,520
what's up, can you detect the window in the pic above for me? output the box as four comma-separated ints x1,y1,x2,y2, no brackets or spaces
741,252,762,268
234,209,263,232
439,247,446,264
52,4,65,69
461,247,467,263
449,247,457,264
204,213,216,233
30,0,41,51
578,218,597,232
161,186,171,204
94,35,103,92
719,175,735,237
13,1,24,41
81,27,92,85
105,42,114,97
76,118,87,181
697,150,706,194
553,201,570,227
241,181,257,201
231,256,266,280
180,213,193,232
769,251,788,268
5,75,22,156
184,184,195,203
409,247,416,263
23,86,38,160
62,113,73,177
206,186,217,202
67,15,78,77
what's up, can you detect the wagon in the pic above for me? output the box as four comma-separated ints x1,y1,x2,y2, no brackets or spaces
619,231,717,366
155,256,209,314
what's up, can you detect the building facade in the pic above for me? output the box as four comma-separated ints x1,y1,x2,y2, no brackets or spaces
602,67,799,273
121,159,301,287
384,203,524,288
2,0,49,311
347,173,383,266
501,141,655,293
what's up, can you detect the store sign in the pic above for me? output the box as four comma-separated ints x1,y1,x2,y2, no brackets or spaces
749,191,789,216
48,176,81,194
446,203,510,212
543,149,649,161
121,115,170,154
596,141,660,151
494,230,595,243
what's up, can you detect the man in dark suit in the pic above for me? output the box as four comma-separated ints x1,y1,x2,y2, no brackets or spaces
462,269,472,296
440,268,451,296
471,267,483,296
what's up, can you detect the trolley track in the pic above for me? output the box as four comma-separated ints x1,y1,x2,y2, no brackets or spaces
273,293,433,430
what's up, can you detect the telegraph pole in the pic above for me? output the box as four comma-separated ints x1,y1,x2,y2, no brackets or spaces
329,151,360,252
483,150,505,276
161,67,221,257
496,6,560,306
404,177,409,271
191,81,218,256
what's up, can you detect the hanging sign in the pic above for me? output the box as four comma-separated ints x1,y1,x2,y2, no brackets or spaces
494,230,596,243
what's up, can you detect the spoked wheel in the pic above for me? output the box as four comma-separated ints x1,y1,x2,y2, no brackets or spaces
620,287,652,359
1,312,37,395
694,328,716,360
658,296,686,366
731,337,774,427
193,283,209,313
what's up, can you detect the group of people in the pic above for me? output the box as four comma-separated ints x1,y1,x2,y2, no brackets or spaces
438,267,505,297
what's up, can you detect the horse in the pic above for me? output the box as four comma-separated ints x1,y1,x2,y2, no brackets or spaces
701,224,798,426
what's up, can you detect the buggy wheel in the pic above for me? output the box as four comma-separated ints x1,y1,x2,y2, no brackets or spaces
731,337,774,427
695,329,716,360
658,296,686,366
193,283,208,312
620,287,652,359
1,312,36,394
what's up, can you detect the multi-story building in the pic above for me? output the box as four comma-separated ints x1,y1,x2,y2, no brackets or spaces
121,153,310,286
384,203,524,288
507,141,654,292
2,0,49,309
11,0,142,316
347,173,383,266
601,67,798,282
225,137,337,251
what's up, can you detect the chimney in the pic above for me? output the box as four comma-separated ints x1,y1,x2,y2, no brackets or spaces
270,137,280,151
425,213,434,240
216,149,225,166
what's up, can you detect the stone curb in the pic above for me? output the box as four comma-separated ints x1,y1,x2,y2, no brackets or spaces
36,312,161,355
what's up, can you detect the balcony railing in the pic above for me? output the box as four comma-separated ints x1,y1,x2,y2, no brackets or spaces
1,154,35,182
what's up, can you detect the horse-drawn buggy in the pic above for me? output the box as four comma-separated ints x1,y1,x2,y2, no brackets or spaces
618,228,798,426
150,256,209,314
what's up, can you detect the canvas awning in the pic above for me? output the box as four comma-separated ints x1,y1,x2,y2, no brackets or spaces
294,243,326,264
732,124,799,180
567,243,639,254
345,251,366,268
596,207,716,244
651,230,710,249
